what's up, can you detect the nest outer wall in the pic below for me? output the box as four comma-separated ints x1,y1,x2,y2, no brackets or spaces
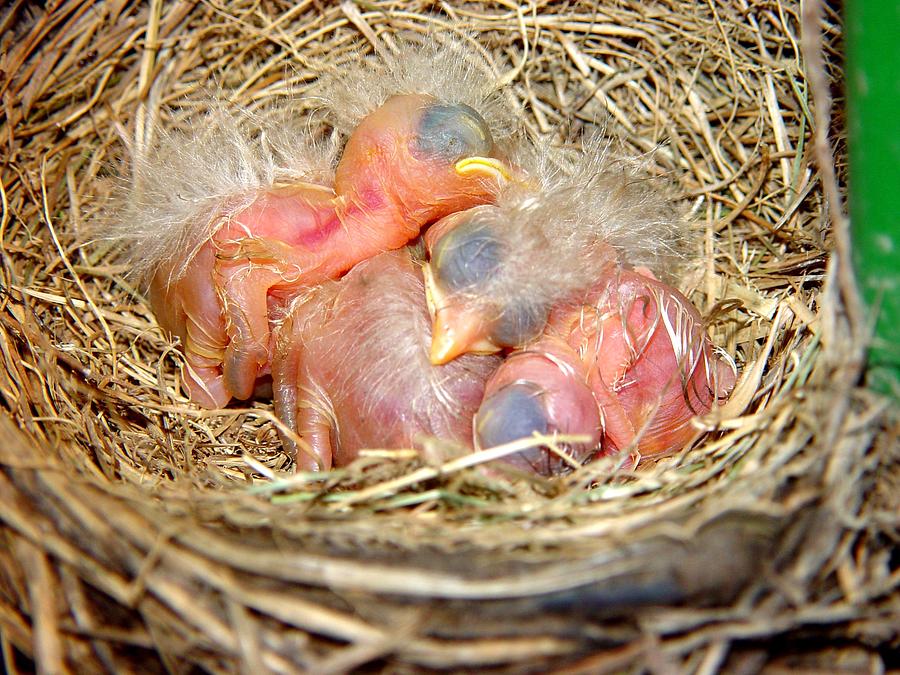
0,1,897,673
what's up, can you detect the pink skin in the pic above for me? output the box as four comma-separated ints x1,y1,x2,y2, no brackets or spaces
476,337,604,475
150,94,504,407
475,267,735,474
149,184,341,407
271,250,501,471
557,267,735,457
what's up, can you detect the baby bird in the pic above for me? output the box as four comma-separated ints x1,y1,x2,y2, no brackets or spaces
113,106,339,407
474,266,736,475
111,37,512,407
319,34,516,238
270,249,502,471
317,34,518,209
423,136,692,365
418,135,735,473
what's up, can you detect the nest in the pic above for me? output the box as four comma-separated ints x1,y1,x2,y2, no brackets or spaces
1,1,896,672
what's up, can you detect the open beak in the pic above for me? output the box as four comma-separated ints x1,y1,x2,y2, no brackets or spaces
423,263,500,365
454,156,511,182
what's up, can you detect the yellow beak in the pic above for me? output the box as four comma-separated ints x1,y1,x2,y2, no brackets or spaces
454,156,511,182
430,308,501,365
424,263,500,365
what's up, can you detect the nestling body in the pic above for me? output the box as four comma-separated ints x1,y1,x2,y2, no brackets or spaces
120,93,507,407
422,136,692,365
271,249,502,471
475,266,736,474
111,36,515,408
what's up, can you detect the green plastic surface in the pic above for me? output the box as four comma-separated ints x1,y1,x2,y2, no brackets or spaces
846,0,900,397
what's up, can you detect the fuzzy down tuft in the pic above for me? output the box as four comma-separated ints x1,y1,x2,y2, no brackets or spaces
102,101,340,284
314,34,520,142
446,133,697,320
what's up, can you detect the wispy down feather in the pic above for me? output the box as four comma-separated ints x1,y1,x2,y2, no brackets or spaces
442,132,696,321
103,100,340,284
314,33,519,142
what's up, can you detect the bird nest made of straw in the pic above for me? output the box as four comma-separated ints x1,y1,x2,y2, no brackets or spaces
0,1,896,673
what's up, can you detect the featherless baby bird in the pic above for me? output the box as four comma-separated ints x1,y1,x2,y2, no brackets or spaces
316,35,516,225
110,37,513,407
475,266,737,475
420,135,735,473
110,105,339,407
270,249,502,471
423,136,692,365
